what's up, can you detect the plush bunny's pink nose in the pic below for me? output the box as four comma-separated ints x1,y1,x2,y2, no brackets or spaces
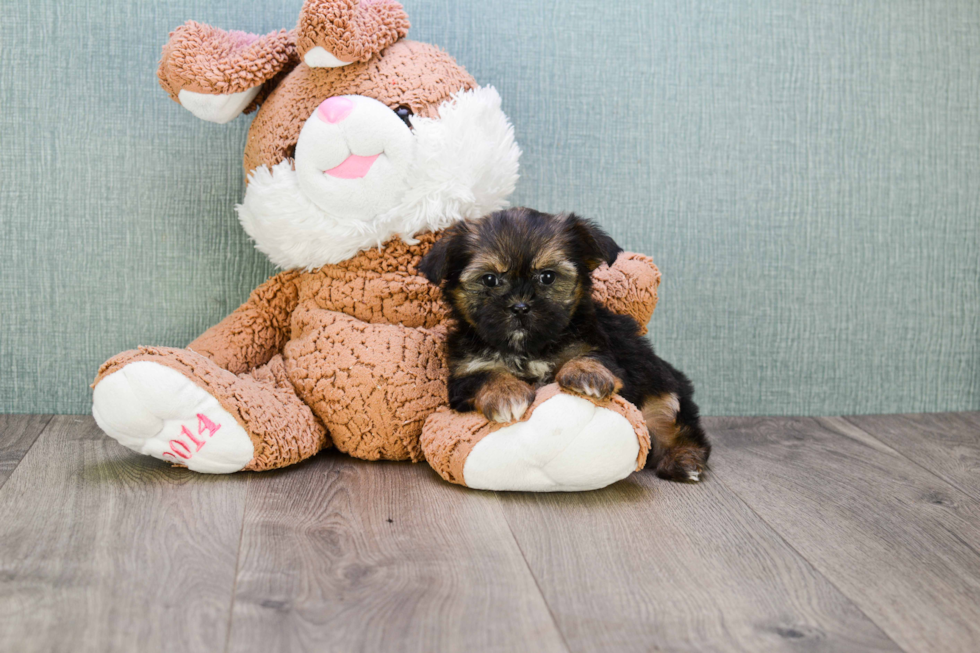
317,97,354,124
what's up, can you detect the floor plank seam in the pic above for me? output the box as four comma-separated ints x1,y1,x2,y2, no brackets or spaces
223,474,252,653
839,416,980,504
707,472,910,653
0,414,54,494
492,491,573,653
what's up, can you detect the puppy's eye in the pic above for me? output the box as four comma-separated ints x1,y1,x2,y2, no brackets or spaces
539,270,556,285
394,105,414,128
481,274,499,288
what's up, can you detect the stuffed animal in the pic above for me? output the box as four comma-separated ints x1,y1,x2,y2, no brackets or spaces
92,0,662,491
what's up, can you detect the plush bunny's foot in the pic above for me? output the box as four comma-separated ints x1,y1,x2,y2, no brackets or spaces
464,394,640,491
422,385,651,492
93,361,254,473
94,347,329,473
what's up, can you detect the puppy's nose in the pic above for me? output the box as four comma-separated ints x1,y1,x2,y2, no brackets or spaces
317,96,354,124
510,302,530,315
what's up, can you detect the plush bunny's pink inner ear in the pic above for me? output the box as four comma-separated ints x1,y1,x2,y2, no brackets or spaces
296,0,410,68
158,21,299,122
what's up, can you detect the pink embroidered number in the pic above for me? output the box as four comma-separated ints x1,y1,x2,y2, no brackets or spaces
162,414,222,460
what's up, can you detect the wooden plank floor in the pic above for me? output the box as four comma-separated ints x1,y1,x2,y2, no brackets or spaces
0,412,977,653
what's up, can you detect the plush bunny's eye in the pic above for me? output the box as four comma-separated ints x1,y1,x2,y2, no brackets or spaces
481,274,499,288
394,105,414,128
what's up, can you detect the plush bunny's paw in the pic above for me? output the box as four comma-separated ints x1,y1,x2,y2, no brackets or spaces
423,385,650,492
92,361,254,473
463,393,639,491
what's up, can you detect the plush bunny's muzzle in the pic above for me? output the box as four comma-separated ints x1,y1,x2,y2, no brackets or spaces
294,94,415,220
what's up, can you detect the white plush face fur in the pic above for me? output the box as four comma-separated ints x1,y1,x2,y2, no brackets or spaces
237,86,521,270
294,94,414,220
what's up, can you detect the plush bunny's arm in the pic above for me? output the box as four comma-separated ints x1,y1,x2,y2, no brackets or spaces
188,270,302,375
591,252,662,336
158,21,299,123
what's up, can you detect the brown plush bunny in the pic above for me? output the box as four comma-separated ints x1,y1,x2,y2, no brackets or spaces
92,0,662,491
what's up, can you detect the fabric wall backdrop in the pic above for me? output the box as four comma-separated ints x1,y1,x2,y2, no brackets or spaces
1,0,978,416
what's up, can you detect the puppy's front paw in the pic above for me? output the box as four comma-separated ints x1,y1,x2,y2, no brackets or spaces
475,374,536,423
556,357,622,400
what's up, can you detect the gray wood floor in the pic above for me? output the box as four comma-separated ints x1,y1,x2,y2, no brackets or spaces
0,412,978,653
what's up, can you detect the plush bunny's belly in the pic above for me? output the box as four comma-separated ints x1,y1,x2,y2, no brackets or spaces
282,302,450,462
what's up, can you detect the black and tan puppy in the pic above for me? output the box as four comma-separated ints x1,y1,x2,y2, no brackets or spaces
419,208,711,482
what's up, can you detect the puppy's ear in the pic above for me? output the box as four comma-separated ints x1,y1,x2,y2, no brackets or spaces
418,222,472,285
564,214,623,271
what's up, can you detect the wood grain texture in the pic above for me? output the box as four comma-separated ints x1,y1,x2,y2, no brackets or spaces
0,414,51,490
496,474,897,652
844,412,980,501
707,415,980,653
0,416,249,653
6,412,980,652
226,452,567,653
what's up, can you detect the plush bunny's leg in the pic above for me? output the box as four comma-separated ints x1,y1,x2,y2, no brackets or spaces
422,385,650,492
93,347,328,473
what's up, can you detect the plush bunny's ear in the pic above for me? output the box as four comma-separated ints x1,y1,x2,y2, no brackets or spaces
158,21,299,124
563,214,623,271
296,0,410,68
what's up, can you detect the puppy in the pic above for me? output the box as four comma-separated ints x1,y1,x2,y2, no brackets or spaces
418,208,711,482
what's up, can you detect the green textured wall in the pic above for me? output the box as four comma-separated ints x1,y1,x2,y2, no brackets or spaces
1,0,978,416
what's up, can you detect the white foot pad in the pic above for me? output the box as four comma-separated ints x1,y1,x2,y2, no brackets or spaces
92,362,254,474
463,393,640,492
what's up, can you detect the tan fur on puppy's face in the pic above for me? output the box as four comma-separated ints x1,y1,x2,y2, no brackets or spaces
451,249,507,327
451,227,585,352
556,356,623,400
452,239,581,335
474,373,536,423
528,245,582,310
